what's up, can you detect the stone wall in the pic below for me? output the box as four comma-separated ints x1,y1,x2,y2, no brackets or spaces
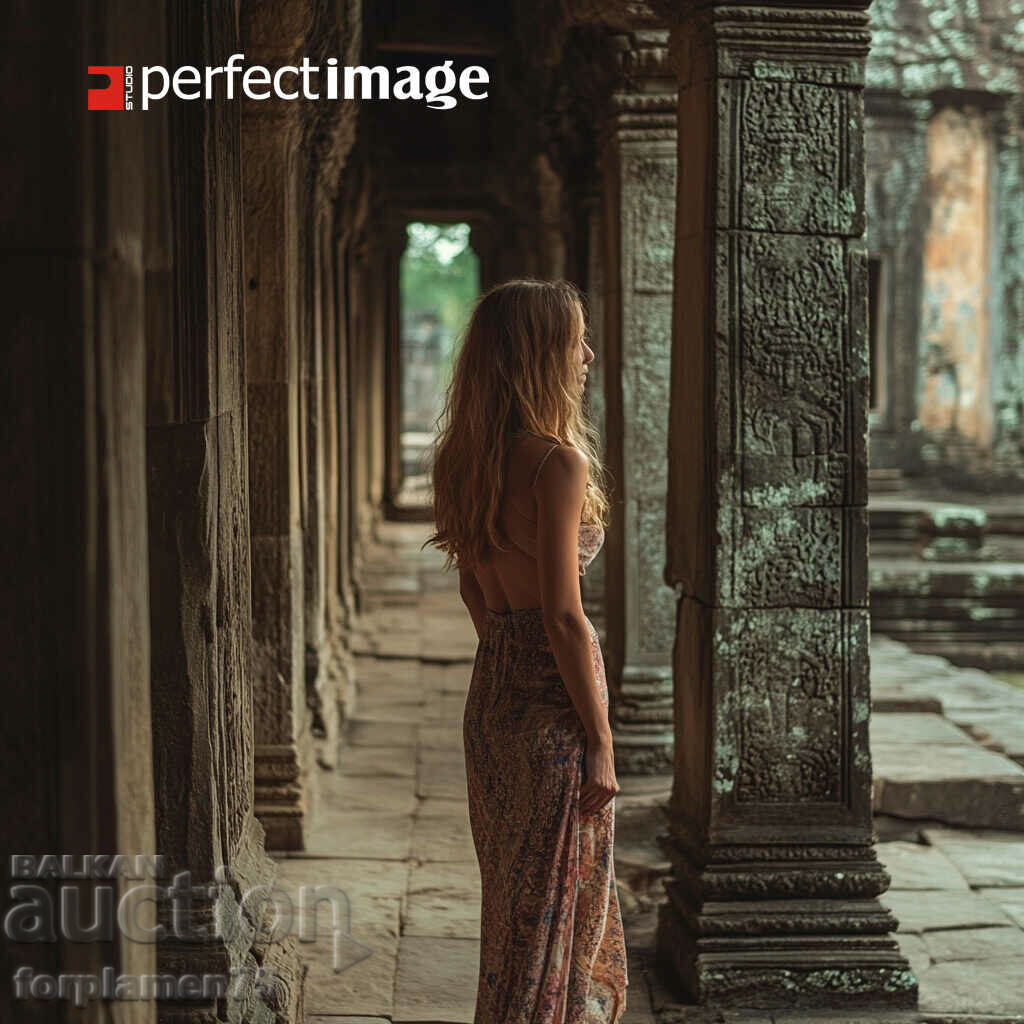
1,2,159,1020
865,0,1024,483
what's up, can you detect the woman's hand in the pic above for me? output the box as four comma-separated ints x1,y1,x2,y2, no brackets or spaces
579,732,619,815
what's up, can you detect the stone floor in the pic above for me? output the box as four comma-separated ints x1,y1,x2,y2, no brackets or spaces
270,521,1024,1024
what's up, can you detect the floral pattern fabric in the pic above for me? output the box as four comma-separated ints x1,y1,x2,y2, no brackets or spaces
462,525,627,1024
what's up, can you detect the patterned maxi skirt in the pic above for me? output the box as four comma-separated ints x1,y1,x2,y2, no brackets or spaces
463,606,628,1024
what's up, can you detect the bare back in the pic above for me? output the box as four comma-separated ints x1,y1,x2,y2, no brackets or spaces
472,434,563,612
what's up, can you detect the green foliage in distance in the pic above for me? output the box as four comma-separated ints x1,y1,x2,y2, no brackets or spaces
399,222,480,384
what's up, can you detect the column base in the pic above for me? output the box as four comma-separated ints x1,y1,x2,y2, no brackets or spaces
255,743,308,851
612,664,674,774
156,817,307,1024
655,874,918,1010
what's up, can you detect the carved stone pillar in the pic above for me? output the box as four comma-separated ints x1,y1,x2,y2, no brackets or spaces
243,79,309,851
991,103,1024,476
655,0,917,1008
602,28,677,775
145,1,303,1018
863,93,932,471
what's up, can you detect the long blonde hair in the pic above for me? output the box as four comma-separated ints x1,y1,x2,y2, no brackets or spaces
428,278,609,569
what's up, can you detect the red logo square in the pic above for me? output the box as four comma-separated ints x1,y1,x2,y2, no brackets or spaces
87,66,125,110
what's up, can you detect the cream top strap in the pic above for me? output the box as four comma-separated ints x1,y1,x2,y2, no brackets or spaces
531,443,560,489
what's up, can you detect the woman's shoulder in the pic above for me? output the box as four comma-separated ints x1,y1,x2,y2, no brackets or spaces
534,442,587,490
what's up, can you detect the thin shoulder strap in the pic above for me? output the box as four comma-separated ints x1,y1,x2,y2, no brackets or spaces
531,443,560,488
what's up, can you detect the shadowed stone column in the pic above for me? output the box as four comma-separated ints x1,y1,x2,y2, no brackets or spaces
242,26,310,849
144,1,304,1017
602,26,678,775
582,196,608,632
302,201,328,734
654,0,917,1008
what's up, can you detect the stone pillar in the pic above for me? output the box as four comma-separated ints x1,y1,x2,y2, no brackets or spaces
367,240,389,527
601,27,677,775
303,201,329,749
991,104,1024,476
655,0,916,1008
863,93,932,470
346,239,372,583
145,1,303,1018
242,47,310,849
2,3,158,1019
316,211,355,761
582,196,608,632
335,230,360,620
384,217,409,513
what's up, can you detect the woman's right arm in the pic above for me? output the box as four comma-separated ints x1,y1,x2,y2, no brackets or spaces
534,446,619,814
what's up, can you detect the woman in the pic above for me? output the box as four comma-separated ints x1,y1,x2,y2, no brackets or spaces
428,279,628,1024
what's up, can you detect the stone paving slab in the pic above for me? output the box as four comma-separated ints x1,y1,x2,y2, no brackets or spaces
772,1016,921,1024
347,700,427,723
352,628,422,657
338,744,417,778
307,1018,392,1023
921,828,1024,887
422,693,469,723
356,673,424,700
915,956,1024,1015
921,924,1024,962
307,1018,392,1024
871,743,1024,830
880,890,1013,933
352,654,421,683
420,661,472,695
875,841,970,891
411,799,477,863
418,744,468,766
895,932,931,979
300,909,400,1018
871,639,1024,722
275,856,411,905
417,755,468,801
870,713,976,746
298,808,415,860
420,724,463,749
949,709,1024,767
977,887,1024,928
392,935,479,1023
404,861,481,939
347,718,420,748
317,767,418,814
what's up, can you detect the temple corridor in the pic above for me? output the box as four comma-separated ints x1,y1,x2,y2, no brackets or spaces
7,0,1024,1021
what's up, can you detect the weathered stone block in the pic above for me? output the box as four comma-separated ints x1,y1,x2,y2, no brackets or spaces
710,608,871,834
719,76,865,237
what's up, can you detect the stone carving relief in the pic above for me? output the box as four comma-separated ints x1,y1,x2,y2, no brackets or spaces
723,611,849,804
738,233,850,505
739,79,856,235
733,508,842,607
636,497,677,654
627,292,673,495
628,155,676,292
